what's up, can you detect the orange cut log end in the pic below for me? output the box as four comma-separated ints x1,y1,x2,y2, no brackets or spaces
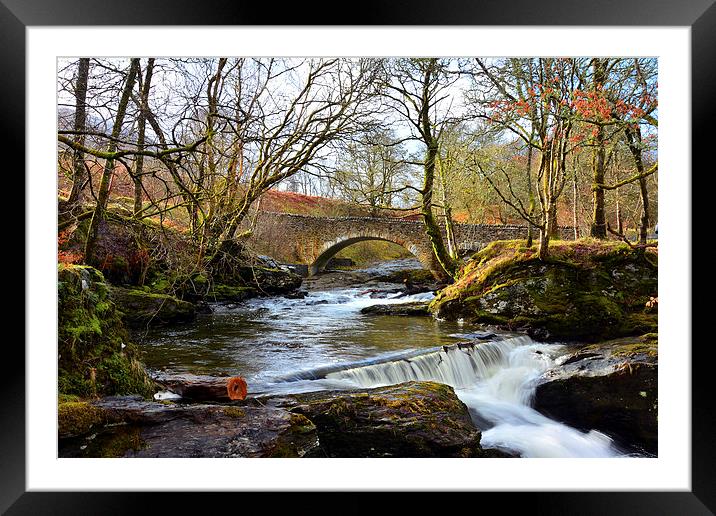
226,377,248,400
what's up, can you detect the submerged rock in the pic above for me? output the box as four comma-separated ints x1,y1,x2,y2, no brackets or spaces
532,335,658,454
109,285,196,327
430,240,658,342
360,301,430,316
285,381,484,457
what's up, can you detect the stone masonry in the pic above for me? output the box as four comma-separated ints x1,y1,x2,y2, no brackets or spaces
246,212,575,279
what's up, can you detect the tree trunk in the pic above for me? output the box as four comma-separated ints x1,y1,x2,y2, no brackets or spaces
538,228,550,260
421,141,456,279
590,59,608,239
83,59,140,265
526,144,535,246
153,373,247,401
615,186,623,235
66,58,90,206
133,58,154,218
437,155,458,260
572,155,579,240
624,125,650,244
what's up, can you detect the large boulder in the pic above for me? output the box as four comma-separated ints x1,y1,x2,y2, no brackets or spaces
532,335,658,454
57,264,155,397
286,381,484,457
431,240,658,342
108,286,196,327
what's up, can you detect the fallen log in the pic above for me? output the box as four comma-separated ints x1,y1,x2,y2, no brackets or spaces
153,373,248,401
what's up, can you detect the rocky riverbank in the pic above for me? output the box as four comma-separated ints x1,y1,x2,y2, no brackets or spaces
58,381,490,458
430,240,658,342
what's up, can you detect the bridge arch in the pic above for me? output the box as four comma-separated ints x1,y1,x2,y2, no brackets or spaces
309,234,438,277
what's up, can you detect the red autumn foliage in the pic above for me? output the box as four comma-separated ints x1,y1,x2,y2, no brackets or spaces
58,229,83,264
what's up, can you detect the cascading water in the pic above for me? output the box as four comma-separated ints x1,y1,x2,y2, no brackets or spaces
140,258,634,458
325,336,530,389
272,336,628,458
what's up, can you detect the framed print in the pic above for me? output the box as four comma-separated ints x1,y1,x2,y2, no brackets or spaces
5,0,712,513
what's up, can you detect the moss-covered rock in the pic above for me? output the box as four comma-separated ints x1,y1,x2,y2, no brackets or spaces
58,264,155,398
287,381,484,457
58,401,108,439
532,335,658,454
430,240,657,342
206,284,257,302
108,286,196,327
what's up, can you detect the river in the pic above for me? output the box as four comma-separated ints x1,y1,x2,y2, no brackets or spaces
138,258,636,458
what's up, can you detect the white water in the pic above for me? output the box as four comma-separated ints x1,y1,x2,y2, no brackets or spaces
282,336,628,458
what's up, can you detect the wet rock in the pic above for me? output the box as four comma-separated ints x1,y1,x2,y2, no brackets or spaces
448,331,497,340
305,299,330,306
284,290,308,299
532,335,658,454
195,301,213,314
109,285,196,327
284,381,484,457
359,287,403,299
360,301,430,316
59,397,319,458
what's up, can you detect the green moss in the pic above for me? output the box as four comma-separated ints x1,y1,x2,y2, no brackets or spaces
223,406,246,418
289,413,316,434
58,401,107,438
96,427,146,458
208,284,256,301
58,264,154,398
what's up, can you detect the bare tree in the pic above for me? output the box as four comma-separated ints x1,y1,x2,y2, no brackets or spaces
379,58,462,278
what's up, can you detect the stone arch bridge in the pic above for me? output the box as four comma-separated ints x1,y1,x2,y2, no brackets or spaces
246,212,574,278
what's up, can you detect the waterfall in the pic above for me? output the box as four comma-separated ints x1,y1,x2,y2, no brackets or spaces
325,336,532,389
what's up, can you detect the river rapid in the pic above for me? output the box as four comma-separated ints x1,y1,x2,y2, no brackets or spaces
139,258,635,458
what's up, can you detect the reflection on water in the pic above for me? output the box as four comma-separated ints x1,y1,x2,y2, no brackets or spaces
137,261,466,382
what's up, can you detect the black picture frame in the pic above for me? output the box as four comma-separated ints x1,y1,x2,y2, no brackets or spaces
5,1,710,513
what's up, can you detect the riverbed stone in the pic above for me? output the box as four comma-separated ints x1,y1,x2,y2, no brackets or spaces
532,335,658,454
285,381,484,457
360,301,431,316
